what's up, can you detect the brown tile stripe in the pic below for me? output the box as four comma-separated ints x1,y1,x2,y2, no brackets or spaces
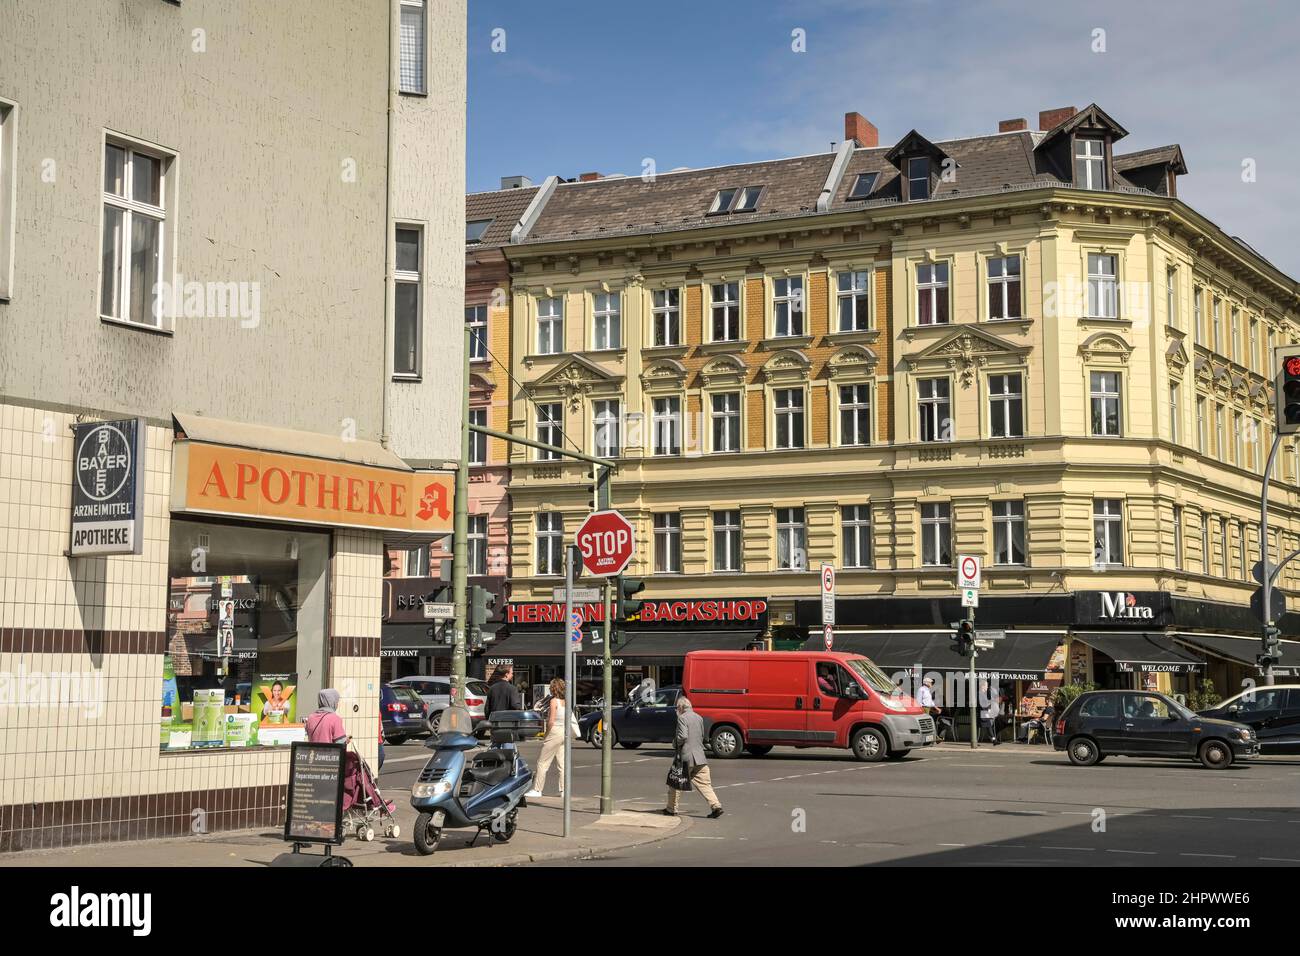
0,784,288,853
330,635,380,657
0,628,167,655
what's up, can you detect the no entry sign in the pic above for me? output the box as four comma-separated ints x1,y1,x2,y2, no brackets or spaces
575,510,635,577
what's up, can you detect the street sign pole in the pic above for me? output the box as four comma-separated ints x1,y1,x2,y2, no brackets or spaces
968,602,978,750
562,544,576,838
601,576,614,815
957,555,982,751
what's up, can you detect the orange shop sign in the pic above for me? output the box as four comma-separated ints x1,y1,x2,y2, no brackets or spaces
172,441,453,534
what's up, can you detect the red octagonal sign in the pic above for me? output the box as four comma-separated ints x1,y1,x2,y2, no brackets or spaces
575,510,635,577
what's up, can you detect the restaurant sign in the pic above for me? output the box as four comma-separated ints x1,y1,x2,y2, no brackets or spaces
505,597,769,630
1076,591,1172,626
69,418,147,556
172,441,453,534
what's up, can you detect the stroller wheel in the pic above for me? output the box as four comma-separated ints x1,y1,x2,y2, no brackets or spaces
386,824,401,839
360,826,375,842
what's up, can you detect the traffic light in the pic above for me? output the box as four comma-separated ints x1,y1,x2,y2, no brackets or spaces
615,576,645,623
468,585,496,647
586,465,612,512
1275,347,1300,435
950,619,975,657
1259,625,1283,668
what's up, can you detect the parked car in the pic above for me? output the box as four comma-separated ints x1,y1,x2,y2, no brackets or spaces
389,675,490,730
682,650,935,761
1055,690,1257,769
1198,684,1300,754
579,686,682,749
381,683,432,744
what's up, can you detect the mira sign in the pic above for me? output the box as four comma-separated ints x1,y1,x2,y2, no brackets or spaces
1077,591,1170,625
69,419,146,556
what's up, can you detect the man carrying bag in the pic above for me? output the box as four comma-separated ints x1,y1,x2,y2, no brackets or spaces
662,697,723,819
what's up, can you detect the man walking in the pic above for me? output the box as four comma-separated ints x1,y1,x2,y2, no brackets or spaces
484,663,522,718
663,697,723,819
979,679,1001,746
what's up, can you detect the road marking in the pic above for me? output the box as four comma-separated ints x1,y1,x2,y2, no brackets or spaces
986,844,1027,849
1107,849,1157,856
1171,814,1213,820
686,836,724,841
1043,846,1095,852
1180,853,1236,859
937,843,967,847
1260,856,1300,862
1226,817,1262,822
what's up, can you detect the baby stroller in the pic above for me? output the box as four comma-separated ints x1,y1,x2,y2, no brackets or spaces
341,742,400,842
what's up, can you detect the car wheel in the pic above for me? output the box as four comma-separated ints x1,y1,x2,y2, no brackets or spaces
851,727,888,762
588,722,604,749
413,813,441,856
619,741,641,749
385,735,405,745
886,749,911,761
709,725,743,758
1067,736,1101,766
744,745,773,756
1199,739,1234,770
429,711,443,733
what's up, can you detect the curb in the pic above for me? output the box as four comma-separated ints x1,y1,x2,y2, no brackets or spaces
435,813,694,867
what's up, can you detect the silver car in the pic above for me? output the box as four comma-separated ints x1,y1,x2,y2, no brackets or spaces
390,676,490,731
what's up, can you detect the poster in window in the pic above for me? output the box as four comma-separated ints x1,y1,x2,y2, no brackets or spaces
251,673,305,746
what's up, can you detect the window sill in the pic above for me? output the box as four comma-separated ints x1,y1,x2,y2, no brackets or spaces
392,374,422,383
823,329,879,345
644,344,689,357
398,89,429,98
698,340,745,354
763,335,813,350
100,315,173,336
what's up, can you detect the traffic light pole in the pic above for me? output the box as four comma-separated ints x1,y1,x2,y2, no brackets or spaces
967,605,977,750
594,466,615,815
562,544,576,838
450,327,471,705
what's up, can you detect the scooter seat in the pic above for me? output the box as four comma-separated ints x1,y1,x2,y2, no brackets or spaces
467,749,513,789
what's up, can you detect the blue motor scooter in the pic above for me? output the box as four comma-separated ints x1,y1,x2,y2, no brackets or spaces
409,704,541,856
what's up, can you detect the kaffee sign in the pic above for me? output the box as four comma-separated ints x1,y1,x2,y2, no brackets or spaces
171,441,453,534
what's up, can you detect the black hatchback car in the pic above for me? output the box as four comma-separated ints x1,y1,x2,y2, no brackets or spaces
1054,690,1257,769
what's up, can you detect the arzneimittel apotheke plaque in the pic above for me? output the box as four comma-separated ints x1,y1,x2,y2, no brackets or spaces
69,418,147,556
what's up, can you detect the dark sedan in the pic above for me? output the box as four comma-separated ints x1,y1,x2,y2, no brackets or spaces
579,686,682,749
1054,690,1257,769
382,683,431,744
1199,684,1300,754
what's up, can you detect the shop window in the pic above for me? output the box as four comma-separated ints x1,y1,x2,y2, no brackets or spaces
162,519,328,752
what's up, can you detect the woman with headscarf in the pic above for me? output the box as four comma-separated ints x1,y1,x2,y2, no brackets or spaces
304,688,349,745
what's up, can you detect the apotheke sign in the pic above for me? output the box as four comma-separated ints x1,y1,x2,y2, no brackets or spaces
69,418,146,556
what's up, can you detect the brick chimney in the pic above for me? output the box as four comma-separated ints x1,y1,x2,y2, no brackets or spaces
998,118,1028,133
843,112,879,148
1038,106,1077,131
579,171,601,182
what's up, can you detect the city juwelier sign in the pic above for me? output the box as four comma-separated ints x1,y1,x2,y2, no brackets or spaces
69,418,147,556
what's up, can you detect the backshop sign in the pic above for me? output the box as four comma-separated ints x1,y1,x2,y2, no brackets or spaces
505,597,769,631
69,418,147,556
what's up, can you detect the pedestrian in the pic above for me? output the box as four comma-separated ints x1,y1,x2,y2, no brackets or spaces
484,663,522,718
979,680,1001,745
304,688,349,744
377,712,385,771
918,676,949,741
662,697,723,819
526,677,570,798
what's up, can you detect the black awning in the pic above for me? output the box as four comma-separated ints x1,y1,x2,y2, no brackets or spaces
832,631,1061,679
478,632,570,664
380,622,447,658
615,630,763,661
1172,633,1300,676
1072,631,1203,673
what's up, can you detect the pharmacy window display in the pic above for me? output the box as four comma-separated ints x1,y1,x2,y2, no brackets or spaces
161,518,329,751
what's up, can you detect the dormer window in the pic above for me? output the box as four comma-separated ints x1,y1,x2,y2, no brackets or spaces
907,157,931,200
1074,137,1106,189
847,172,878,200
466,218,491,242
708,185,763,214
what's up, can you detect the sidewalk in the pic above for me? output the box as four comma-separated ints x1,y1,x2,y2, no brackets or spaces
0,792,689,868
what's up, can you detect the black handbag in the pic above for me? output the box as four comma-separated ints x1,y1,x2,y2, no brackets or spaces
666,757,693,791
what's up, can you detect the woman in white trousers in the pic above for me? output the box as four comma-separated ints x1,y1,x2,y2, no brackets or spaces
527,677,568,797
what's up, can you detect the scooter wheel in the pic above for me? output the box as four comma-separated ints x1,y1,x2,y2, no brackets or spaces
414,813,441,856
492,809,518,844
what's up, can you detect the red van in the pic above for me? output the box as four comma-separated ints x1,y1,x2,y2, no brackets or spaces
683,650,936,761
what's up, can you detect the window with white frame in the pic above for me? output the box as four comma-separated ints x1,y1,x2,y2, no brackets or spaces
1089,371,1121,436
1230,308,1240,362
1073,137,1106,189
466,305,487,361
711,392,740,453
651,289,680,347
917,377,951,442
403,545,428,577
708,185,763,214
987,255,1021,320
839,384,871,446
916,262,949,325
1249,319,1259,372
101,141,169,329
992,500,1026,565
1196,395,1207,452
1233,412,1244,466
398,0,427,94
593,291,621,350
468,408,487,465
920,503,951,566
1212,297,1222,353
593,399,620,459
467,514,488,576
1239,522,1249,580
535,402,562,460
0,99,13,300
654,513,682,573
837,271,870,331
774,388,805,449
907,156,931,200
393,227,421,375
1193,287,1203,344
1173,505,1183,570
1168,382,1179,444
713,510,741,572
1093,499,1123,566
711,282,740,341
536,296,564,354
842,505,872,568
1219,517,1229,577
1215,404,1225,459
776,507,807,571
1200,513,1210,573
773,276,804,336
988,373,1023,438
535,513,563,576
652,396,681,456
1086,253,1118,318
1166,267,1178,327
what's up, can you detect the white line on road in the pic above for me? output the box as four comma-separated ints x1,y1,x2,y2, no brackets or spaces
1180,853,1236,859
1171,814,1213,820
937,843,967,847
1107,849,1157,855
1260,856,1300,862
1043,846,1095,852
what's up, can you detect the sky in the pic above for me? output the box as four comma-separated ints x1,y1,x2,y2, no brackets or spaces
467,0,1300,278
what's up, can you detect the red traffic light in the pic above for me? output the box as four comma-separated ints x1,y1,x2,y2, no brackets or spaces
1286,357,1300,377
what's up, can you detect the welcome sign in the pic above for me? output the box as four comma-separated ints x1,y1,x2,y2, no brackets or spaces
69,418,147,556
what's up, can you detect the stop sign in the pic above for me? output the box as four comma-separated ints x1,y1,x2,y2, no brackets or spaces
575,510,635,577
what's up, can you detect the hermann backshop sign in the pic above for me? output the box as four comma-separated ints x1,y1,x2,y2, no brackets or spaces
69,418,146,556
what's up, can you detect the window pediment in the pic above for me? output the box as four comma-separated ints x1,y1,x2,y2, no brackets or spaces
700,353,747,387
641,357,688,393
826,345,879,379
760,349,812,385
907,327,1028,386
1078,331,1133,365
526,354,623,409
